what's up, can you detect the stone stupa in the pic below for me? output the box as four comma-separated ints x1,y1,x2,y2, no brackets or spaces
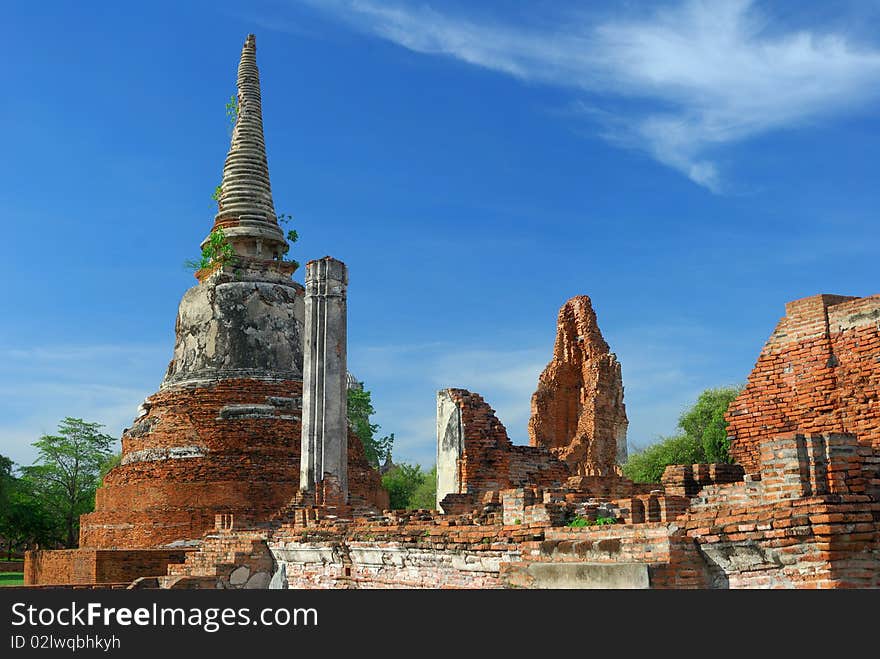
80,35,385,549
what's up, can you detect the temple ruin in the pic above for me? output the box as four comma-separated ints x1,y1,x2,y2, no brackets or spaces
726,293,880,472
529,295,628,475
23,35,879,589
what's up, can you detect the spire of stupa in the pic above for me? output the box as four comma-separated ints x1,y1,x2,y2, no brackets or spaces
204,34,286,259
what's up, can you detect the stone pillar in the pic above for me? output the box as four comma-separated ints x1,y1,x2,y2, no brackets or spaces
300,257,348,498
435,389,464,512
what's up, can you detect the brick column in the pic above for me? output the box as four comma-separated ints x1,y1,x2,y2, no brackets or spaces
300,257,348,498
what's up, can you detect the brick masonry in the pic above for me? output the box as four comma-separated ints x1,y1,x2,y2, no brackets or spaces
436,388,570,513
529,296,628,474
81,378,386,549
229,430,875,589
24,549,191,586
727,293,880,474
683,432,879,588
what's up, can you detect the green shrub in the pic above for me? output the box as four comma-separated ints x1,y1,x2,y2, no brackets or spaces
184,227,236,272
381,463,434,510
408,466,436,510
679,386,743,463
622,385,743,482
621,434,705,483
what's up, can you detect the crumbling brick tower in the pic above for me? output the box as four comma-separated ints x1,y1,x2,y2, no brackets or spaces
528,296,628,476
80,35,383,549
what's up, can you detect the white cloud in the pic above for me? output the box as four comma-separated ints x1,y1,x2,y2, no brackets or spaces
295,0,880,191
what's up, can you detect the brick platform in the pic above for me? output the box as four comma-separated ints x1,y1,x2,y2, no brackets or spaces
81,378,386,549
24,549,191,586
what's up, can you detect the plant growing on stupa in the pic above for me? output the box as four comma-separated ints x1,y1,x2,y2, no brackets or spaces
184,227,236,272
225,93,238,133
277,212,300,269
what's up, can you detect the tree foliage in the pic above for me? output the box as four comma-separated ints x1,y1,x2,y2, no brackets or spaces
621,434,706,483
622,385,743,483
0,455,12,509
19,418,115,548
98,453,121,487
409,465,437,510
678,386,743,463
0,475,56,556
347,387,394,468
381,463,436,511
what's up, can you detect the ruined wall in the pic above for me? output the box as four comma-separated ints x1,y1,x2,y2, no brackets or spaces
682,432,879,588
270,539,517,589
159,430,878,589
81,378,385,548
436,389,569,513
727,294,880,473
24,549,190,586
510,524,708,589
262,513,709,589
528,296,628,476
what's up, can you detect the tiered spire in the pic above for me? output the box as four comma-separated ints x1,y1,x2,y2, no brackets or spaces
204,34,285,257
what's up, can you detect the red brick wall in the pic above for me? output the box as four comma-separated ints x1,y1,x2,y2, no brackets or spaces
682,432,879,588
24,549,190,586
442,389,569,510
82,378,385,548
727,294,880,473
178,430,879,590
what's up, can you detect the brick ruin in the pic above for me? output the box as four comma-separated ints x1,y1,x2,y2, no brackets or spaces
432,296,635,517
23,36,880,589
78,37,387,551
27,34,385,583
435,389,570,514
727,293,880,473
529,295,628,475
116,289,877,590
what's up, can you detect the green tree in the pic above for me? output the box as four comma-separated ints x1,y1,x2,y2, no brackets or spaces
0,454,12,510
381,463,427,510
98,453,121,487
0,455,15,555
409,465,437,510
1,476,57,557
347,388,394,467
20,418,116,548
678,386,743,463
622,385,743,483
621,434,705,483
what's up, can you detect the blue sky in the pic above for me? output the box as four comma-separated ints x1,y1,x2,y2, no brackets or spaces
3,0,878,469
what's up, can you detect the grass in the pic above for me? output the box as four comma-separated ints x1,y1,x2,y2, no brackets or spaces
0,572,24,586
